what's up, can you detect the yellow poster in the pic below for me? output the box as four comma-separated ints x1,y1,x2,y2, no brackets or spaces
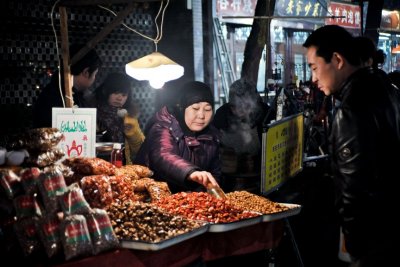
261,113,303,194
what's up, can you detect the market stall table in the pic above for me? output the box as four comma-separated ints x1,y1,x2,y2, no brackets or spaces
52,220,284,267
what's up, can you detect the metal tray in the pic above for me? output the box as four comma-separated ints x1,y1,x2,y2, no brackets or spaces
261,203,302,222
95,142,116,152
120,223,209,251
208,213,263,233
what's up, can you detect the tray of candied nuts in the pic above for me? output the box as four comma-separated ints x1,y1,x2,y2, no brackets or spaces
226,191,302,222
107,201,209,251
155,192,262,233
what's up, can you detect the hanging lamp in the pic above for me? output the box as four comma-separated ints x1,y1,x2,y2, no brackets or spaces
125,51,184,89
125,0,184,89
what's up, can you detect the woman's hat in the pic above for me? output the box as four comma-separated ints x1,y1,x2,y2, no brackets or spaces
179,81,213,109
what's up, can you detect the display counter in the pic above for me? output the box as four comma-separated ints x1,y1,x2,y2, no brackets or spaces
54,220,284,267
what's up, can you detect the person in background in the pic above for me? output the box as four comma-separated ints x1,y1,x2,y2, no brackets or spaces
135,81,221,193
354,36,386,69
303,25,400,266
212,79,274,193
32,44,102,128
95,72,144,164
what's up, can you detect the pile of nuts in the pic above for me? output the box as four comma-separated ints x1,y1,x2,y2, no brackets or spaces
226,191,289,214
107,201,203,242
156,192,259,223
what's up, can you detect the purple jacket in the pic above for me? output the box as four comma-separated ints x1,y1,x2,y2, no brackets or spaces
135,106,221,192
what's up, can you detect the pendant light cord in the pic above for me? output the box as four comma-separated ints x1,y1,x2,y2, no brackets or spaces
50,0,66,108
98,0,169,52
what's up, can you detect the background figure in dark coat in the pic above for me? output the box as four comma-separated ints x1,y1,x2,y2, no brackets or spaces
213,79,274,193
135,81,221,193
32,44,102,128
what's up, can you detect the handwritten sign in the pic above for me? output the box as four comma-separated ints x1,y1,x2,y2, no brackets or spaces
261,113,303,195
52,108,96,158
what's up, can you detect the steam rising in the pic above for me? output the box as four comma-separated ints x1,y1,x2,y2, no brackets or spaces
220,79,263,155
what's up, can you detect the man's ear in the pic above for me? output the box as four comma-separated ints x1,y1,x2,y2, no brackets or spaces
332,52,345,70
81,67,90,78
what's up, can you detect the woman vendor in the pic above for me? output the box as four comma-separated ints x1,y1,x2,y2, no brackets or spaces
135,81,222,193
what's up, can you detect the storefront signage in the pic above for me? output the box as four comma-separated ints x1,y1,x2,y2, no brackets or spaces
326,2,361,29
217,0,326,25
274,0,327,17
261,113,304,195
52,108,96,158
216,0,257,25
216,0,256,17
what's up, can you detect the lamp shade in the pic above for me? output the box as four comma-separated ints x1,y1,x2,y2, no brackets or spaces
125,52,184,89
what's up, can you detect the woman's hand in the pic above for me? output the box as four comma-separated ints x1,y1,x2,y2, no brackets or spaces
188,171,219,188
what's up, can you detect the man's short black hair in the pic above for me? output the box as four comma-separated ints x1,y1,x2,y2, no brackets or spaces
69,44,102,76
303,25,360,66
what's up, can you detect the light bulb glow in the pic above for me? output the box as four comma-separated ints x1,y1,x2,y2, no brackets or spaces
125,52,184,88
149,80,165,89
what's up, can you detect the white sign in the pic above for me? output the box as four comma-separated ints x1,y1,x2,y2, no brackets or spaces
52,108,96,158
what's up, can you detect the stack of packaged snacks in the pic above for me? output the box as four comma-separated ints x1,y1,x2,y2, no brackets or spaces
36,215,62,258
85,208,119,255
0,168,23,199
37,167,67,214
58,183,91,215
13,216,42,256
19,167,41,195
59,214,93,260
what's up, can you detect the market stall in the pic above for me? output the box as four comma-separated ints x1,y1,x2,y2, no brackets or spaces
0,127,301,267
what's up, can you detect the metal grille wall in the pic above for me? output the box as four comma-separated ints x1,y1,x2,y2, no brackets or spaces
0,0,157,134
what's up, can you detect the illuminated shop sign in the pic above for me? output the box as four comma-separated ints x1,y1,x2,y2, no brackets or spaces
326,2,361,29
216,0,257,25
216,0,257,17
216,0,327,25
274,0,327,17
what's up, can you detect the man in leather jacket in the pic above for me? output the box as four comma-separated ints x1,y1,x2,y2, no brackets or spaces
304,25,400,266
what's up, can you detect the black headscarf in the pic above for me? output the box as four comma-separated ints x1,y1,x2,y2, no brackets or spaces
171,81,214,137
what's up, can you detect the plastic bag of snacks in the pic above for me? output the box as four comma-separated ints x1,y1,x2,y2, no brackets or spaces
146,181,171,202
8,128,63,151
0,168,22,199
13,194,42,219
58,183,91,215
36,215,62,258
19,167,41,195
37,167,67,214
85,208,119,255
108,175,137,204
13,216,42,256
80,175,113,209
60,214,93,261
26,148,65,167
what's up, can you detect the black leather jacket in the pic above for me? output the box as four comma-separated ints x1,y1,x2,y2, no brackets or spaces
330,67,400,260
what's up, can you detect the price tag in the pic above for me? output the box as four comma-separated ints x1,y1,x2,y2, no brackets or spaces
52,108,96,158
